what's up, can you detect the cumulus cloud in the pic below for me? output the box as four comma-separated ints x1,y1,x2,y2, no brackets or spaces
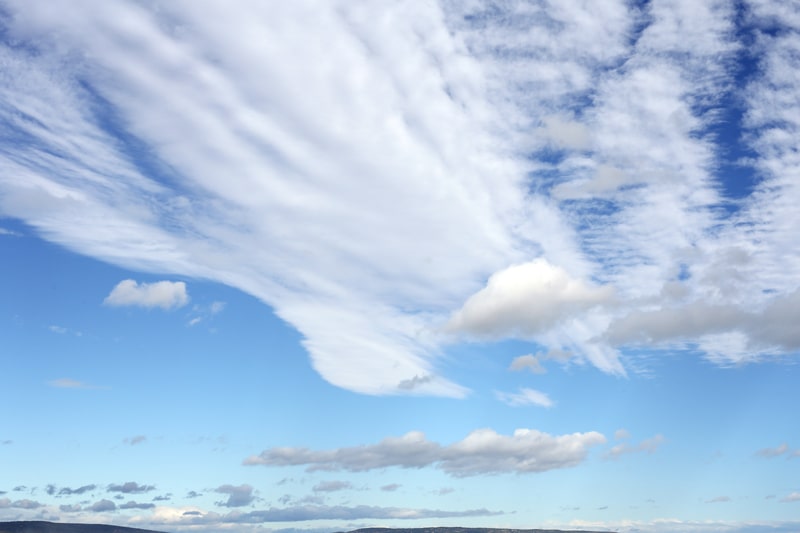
104,280,189,310
107,482,155,494
495,388,554,408
446,259,614,338
89,499,117,512
245,428,605,476
0,499,41,509
215,484,254,508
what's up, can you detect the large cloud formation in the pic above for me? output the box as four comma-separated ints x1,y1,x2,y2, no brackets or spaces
1,0,799,395
244,428,606,476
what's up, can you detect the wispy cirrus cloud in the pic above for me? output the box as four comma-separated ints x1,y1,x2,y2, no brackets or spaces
0,0,798,399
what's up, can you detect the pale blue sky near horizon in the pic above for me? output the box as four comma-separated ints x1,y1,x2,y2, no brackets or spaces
2,1,800,533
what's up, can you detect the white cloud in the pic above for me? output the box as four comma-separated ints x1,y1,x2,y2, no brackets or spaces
495,388,554,408
446,259,614,338
509,354,546,374
104,279,189,310
1,0,799,396
781,492,800,503
244,427,605,477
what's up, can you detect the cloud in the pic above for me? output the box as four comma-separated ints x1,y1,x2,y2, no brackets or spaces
614,429,631,440
781,492,800,503
604,434,665,460
706,496,731,503
0,227,21,236
509,354,546,374
124,435,147,446
119,501,156,510
756,443,795,458
55,484,96,496
446,259,614,338
48,325,67,334
0,499,41,509
59,504,82,513
107,482,156,494
89,499,117,512
104,279,189,310
380,484,401,492
495,388,554,408
1,0,799,398
311,481,352,493
215,484,254,508
184,504,502,523
245,427,606,476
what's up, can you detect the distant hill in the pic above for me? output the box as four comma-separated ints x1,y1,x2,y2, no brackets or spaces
0,523,615,533
0,522,167,533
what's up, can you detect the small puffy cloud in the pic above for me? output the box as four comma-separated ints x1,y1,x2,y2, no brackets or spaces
89,499,117,512
436,487,455,496
380,484,401,492
119,501,155,510
49,325,68,334
706,496,731,503
756,443,790,458
509,354,546,374
312,481,352,493
104,279,189,310
446,259,613,338
495,388,554,408
245,427,606,477
152,494,171,502
216,484,254,508
186,491,202,499
604,434,665,459
107,482,155,494
780,492,800,503
210,301,226,314
124,435,147,446
11,499,41,509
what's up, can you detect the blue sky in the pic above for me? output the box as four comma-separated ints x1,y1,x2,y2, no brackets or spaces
1,1,800,532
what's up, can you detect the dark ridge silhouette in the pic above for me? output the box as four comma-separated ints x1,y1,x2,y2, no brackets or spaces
0,522,166,533
1,523,615,533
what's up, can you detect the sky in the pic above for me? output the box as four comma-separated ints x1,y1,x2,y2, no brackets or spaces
1,1,799,532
